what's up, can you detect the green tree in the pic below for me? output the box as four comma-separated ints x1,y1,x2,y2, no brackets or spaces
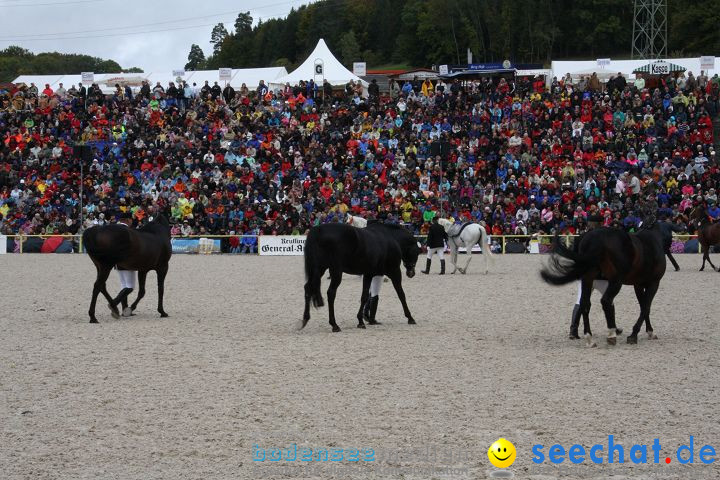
185,44,206,70
235,11,253,34
210,23,229,55
339,30,361,67
122,67,144,73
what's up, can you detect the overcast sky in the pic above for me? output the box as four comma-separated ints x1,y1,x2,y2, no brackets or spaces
0,0,312,72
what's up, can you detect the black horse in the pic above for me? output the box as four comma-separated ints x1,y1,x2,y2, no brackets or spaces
302,222,421,332
541,218,666,345
83,214,172,323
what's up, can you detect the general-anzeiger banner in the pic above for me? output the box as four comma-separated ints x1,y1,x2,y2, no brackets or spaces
259,236,306,256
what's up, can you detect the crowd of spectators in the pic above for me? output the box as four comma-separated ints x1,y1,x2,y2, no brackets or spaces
2,68,720,245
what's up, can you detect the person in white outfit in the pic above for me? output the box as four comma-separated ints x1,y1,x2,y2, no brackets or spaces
114,213,137,318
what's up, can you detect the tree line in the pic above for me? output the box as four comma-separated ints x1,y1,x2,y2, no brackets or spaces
0,46,140,83
187,0,719,71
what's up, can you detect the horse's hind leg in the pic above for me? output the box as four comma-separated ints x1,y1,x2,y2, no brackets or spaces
156,264,169,317
579,279,595,347
326,269,342,332
389,269,415,325
130,271,148,313
600,281,622,345
666,252,680,272
89,266,113,323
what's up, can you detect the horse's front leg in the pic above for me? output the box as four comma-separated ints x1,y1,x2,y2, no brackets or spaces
356,275,372,329
460,242,472,274
450,245,458,274
389,269,415,324
130,271,148,313
156,264,169,318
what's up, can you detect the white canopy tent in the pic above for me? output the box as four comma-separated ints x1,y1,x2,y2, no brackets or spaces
269,38,368,91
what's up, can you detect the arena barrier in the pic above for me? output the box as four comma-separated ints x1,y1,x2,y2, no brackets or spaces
0,234,705,255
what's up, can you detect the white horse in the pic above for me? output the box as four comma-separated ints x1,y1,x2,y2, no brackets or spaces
437,218,494,274
346,213,368,228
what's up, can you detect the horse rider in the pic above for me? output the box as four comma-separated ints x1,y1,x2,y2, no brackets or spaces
569,214,611,339
422,216,448,275
114,212,137,317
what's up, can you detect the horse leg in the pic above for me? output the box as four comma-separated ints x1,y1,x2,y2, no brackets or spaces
389,269,415,325
88,265,112,323
600,281,622,345
666,252,680,272
643,281,660,340
700,241,709,271
460,241,472,274
156,264,169,318
130,271,148,312
356,275,372,329
450,245,458,274
627,282,659,344
579,279,595,347
326,268,342,332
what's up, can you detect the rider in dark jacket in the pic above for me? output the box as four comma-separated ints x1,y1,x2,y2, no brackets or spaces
422,217,448,274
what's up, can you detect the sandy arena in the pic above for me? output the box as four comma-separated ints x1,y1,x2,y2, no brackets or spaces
1,253,719,479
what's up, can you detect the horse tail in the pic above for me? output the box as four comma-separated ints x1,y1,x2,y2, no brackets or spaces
82,226,132,265
540,235,598,285
304,232,324,309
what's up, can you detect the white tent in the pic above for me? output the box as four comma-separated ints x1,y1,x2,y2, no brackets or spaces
12,67,288,94
552,57,714,81
269,38,368,90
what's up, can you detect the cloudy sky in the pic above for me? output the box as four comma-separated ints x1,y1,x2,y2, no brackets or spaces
0,0,312,71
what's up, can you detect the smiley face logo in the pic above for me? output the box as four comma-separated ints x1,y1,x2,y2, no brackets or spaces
488,438,516,468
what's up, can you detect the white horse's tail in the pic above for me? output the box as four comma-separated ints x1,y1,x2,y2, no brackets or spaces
479,224,495,264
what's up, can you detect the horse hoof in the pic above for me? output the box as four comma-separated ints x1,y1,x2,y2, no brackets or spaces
332,326,341,333
89,318,99,324
367,320,381,325
607,337,616,346
407,319,416,325
616,327,624,335
357,323,366,329
627,336,638,345
648,332,658,340
587,342,597,348
110,309,120,319
568,334,580,340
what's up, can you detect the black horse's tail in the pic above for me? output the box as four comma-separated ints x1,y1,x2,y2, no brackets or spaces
304,233,324,308
82,226,132,265
540,235,599,285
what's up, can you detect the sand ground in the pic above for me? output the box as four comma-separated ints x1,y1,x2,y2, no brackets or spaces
0,253,719,480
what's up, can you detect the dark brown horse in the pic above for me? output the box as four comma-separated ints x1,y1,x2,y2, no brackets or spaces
82,215,172,323
541,218,666,346
690,206,720,271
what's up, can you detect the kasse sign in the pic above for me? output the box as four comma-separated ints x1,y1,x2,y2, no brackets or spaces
259,236,306,256
650,61,671,75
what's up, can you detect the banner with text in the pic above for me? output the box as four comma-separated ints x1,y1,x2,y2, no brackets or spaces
259,235,306,256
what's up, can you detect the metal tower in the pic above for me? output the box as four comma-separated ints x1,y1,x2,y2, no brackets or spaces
631,0,667,59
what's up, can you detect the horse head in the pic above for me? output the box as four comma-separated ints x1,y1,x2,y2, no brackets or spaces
401,240,421,278
436,218,452,232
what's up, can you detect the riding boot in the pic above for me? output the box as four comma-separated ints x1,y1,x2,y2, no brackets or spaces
368,296,380,325
439,260,446,275
421,259,431,274
363,296,372,321
569,304,581,339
